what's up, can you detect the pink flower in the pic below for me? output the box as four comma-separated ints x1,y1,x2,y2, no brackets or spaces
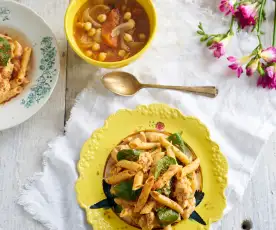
246,59,259,76
257,64,276,89
260,47,276,63
219,0,236,15
227,55,250,77
235,3,258,29
209,36,232,58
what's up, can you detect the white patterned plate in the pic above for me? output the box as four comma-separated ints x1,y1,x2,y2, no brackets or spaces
0,1,60,130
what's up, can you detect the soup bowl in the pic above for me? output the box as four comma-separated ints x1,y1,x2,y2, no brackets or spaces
65,0,157,69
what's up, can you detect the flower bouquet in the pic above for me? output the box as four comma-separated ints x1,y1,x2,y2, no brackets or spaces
197,0,276,89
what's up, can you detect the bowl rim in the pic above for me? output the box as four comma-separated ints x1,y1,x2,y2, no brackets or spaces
0,0,60,130
64,0,157,67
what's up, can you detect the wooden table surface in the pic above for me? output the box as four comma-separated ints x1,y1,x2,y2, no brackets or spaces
0,0,276,230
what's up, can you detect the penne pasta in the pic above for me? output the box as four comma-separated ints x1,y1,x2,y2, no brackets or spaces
166,146,175,158
130,138,161,150
159,136,172,148
16,47,32,80
150,191,184,215
181,158,200,176
150,147,161,155
0,86,22,104
123,132,147,144
114,198,136,208
116,160,142,171
189,172,197,193
152,165,182,190
163,225,173,230
134,176,155,213
160,136,190,165
140,200,155,214
152,152,165,165
172,146,191,165
104,170,136,185
133,170,144,190
145,132,168,142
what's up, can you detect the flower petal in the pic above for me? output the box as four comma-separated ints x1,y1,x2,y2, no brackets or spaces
227,56,237,62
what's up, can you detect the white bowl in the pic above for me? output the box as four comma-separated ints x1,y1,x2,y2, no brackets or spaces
0,1,60,130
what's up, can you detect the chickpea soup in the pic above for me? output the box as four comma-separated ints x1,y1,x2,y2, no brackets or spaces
74,0,150,62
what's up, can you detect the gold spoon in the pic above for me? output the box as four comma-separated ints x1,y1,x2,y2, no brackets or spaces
101,71,218,98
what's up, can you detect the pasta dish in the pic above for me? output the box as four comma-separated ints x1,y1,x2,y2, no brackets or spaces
103,131,202,230
0,33,32,104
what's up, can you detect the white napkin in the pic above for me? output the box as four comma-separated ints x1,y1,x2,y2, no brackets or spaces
18,0,276,229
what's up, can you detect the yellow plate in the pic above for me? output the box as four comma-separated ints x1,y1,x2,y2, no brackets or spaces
76,104,228,230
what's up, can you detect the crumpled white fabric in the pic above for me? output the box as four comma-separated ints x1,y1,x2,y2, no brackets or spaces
18,0,276,230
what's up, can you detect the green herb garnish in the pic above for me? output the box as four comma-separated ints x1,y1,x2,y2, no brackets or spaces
167,132,188,153
113,179,141,201
154,156,177,179
156,207,180,227
117,149,141,161
0,37,11,67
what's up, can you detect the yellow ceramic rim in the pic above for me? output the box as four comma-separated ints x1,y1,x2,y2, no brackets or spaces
64,0,157,68
75,104,228,230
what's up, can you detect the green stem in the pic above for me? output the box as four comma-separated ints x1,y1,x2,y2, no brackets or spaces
273,0,276,46
256,0,266,48
228,16,235,34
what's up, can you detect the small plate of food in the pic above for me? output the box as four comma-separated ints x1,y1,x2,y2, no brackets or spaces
65,0,156,68
76,104,228,230
0,0,59,130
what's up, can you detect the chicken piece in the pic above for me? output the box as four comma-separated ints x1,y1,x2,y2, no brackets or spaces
138,152,153,173
1,62,14,79
0,77,10,97
173,176,193,208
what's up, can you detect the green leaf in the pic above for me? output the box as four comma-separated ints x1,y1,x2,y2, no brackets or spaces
198,22,203,30
167,133,187,153
156,207,180,227
197,30,204,35
113,180,141,201
200,35,208,42
114,205,122,213
117,149,141,161
154,156,177,179
0,37,11,66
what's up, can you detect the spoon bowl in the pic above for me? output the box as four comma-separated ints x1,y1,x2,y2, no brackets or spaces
101,72,142,96
101,71,218,98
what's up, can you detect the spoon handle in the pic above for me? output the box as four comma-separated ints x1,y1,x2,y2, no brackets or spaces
142,84,218,98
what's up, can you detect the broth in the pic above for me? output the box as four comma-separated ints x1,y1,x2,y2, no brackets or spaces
74,0,150,62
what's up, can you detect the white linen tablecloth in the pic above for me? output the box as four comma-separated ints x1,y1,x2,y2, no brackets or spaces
18,0,276,229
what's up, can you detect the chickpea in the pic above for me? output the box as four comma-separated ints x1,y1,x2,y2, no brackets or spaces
85,50,93,57
76,22,84,28
124,12,132,21
84,22,92,31
97,14,107,23
139,33,146,41
92,42,100,51
98,52,107,61
118,50,126,57
124,33,133,42
88,28,96,37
